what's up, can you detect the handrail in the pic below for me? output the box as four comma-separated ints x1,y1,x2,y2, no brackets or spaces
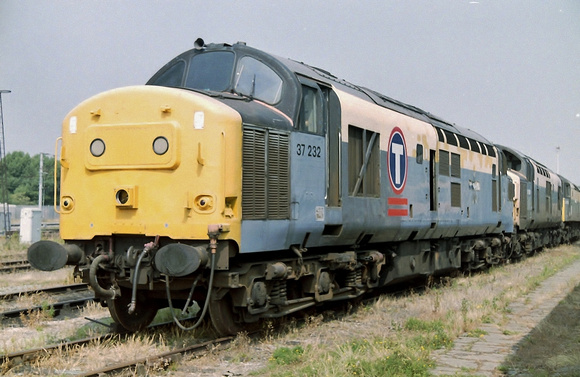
54,137,62,214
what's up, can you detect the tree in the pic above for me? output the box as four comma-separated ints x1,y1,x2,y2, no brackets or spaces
1,151,56,205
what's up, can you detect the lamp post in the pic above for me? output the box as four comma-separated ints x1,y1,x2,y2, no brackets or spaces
556,146,560,174
0,90,11,235
38,152,53,209
39,153,44,209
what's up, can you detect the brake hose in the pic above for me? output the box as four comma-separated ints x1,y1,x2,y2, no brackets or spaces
165,252,216,331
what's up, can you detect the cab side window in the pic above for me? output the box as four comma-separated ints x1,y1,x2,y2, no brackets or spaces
298,84,325,134
234,56,284,104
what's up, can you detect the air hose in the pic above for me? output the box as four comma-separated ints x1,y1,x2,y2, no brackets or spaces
88,254,117,299
127,249,148,314
164,252,216,331
128,237,159,314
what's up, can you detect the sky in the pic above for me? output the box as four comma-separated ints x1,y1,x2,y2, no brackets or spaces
1,1,579,183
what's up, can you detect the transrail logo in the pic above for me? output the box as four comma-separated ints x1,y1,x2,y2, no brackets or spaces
387,127,407,195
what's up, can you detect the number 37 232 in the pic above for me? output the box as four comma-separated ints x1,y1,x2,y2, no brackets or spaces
296,144,321,158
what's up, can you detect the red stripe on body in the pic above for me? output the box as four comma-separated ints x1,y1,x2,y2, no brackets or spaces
388,209,408,217
388,197,408,205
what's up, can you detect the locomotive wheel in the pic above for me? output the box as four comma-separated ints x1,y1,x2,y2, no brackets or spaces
107,287,159,332
208,291,259,336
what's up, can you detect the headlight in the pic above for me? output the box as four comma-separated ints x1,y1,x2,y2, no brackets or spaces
153,136,169,155
90,138,106,157
116,189,129,205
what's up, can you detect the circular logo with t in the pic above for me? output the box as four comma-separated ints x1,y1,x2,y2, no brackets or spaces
388,127,407,195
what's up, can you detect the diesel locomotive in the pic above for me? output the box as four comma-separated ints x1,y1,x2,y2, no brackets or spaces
27,39,580,335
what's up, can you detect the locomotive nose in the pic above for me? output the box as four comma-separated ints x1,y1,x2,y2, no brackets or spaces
154,243,209,277
27,240,85,271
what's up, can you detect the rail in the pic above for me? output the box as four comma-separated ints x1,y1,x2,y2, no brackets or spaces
8,221,59,233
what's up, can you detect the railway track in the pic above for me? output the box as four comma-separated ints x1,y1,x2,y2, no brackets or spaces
0,277,441,375
0,283,88,301
0,317,229,375
79,335,235,376
0,283,93,322
0,332,119,367
0,264,539,375
0,259,31,274
0,296,94,322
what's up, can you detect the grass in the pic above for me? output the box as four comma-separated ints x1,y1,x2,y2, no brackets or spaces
1,238,579,376
270,345,305,365
19,299,56,328
209,244,580,377
0,236,27,263
265,336,436,377
0,267,76,295
0,235,28,253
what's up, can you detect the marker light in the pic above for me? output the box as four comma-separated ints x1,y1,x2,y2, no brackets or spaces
153,136,169,155
90,138,106,157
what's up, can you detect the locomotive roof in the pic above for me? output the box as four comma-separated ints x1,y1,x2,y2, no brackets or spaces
148,40,494,145
274,51,494,145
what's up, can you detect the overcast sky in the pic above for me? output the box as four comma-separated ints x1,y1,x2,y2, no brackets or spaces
1,1,579,182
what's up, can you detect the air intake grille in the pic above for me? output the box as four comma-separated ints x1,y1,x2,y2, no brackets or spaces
520,182,528,219
451,182,461,208
242,127,290,220
450,153,461,178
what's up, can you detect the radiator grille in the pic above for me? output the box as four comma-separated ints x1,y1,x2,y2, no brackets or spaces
242,127,290,220
492,180,498,212
451,182,461,208
450,153,461,178
267,132,290,219
520,182,528,219
440,150,449,176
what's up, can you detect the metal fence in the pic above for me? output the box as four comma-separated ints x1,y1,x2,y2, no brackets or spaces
1,204,58,233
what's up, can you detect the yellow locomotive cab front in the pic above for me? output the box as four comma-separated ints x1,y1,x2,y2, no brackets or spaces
28,85,243,276
59,85,242,243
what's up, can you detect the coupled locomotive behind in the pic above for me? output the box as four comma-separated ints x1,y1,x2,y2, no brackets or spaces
27,39,580,335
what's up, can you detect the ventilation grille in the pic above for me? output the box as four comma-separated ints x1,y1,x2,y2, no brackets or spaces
242,127,289,220
451,153,461,178
440,150,449,176
451,182,461,208
267,132,290,219
492,180,498,212
520,182,528,219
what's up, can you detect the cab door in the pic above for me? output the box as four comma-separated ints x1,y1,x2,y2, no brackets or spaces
288,78,328,245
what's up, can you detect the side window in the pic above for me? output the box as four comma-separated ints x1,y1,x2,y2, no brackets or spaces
416,144,424,164
443,130,458,146
149,60,186,87
467,138,481,153
298,85,324,134
435,128,445,142
457,135,469,149
234,56,283,104
348,125,380,197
